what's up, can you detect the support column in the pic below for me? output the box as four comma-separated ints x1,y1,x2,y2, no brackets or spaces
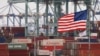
36,0,39,36
66,0,69,14
19,18,21,27
55,0,62,36
57,2,62,18
13,16,15,26
7,15,9,26
25,0,28,37
45,0,49,36
74,1,77,37
7,3,12,27
54,1,57,36
66,0,69,37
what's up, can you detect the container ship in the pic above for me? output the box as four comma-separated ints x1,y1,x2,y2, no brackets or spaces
0,0,100,56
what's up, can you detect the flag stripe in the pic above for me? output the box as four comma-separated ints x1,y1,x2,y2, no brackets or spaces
58,20,73,23
58,20,86,26
58,26,86,32
58,23,86,28
59,17,74,20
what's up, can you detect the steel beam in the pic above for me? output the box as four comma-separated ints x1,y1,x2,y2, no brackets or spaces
25,0,28,36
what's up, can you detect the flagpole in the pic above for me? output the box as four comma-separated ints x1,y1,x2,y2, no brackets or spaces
85,0,91,56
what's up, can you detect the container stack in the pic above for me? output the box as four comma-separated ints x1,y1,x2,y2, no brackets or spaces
77,42,100,56
0,44,9,56
63,42,79,56
8,44,29,56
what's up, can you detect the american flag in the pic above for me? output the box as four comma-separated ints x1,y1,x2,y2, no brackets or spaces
58,10,87,32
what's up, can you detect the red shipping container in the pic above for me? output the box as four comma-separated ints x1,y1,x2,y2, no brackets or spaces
0,44,9,56
9,50,29,56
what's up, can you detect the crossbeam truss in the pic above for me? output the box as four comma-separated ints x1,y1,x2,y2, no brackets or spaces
0,0,99,36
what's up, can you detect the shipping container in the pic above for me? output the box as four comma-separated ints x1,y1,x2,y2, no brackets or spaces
78,39,98,42
0,44,9,56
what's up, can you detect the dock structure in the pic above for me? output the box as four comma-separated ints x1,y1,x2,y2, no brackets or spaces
0,0,100,56
6,0,95,37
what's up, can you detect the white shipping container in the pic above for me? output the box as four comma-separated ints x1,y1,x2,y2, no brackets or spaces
37,50,50,55
41,39,65,46
12,39,32,43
